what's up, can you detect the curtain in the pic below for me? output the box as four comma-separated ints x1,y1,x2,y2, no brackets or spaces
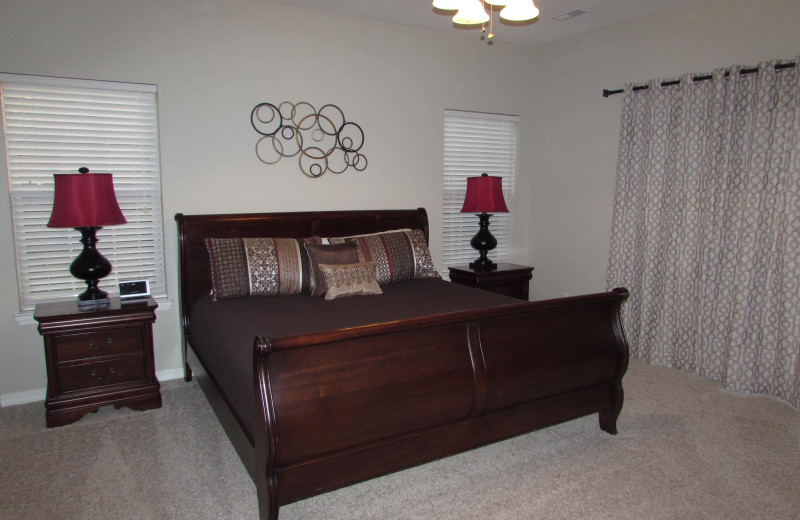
607,57,800,408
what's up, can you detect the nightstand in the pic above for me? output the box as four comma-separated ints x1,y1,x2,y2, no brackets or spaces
34,297,161,427
448,263,534,300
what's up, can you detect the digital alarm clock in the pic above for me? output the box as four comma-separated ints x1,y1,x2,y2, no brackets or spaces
119,279,151,299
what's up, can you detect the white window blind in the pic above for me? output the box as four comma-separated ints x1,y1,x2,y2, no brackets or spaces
0,74,166,311
442,109,518,273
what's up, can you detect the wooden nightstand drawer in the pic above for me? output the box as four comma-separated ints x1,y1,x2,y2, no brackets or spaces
53,328,142,362
490,283,528,300
35,297,161,427
57,356,146,393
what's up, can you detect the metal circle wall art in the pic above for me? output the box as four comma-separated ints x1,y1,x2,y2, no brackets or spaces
251,101,367,178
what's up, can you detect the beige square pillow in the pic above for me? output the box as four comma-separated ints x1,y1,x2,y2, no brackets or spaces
318,261,383,301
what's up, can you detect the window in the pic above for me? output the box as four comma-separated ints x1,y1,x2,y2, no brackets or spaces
441,109,518,273
0,74,166,312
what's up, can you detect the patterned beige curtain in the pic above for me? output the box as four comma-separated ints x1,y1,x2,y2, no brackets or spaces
607,58,800,408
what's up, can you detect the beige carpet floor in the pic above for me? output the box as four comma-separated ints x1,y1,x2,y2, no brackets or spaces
1,359,798,520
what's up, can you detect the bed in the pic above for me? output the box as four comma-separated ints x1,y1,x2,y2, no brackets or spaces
175,208,630,520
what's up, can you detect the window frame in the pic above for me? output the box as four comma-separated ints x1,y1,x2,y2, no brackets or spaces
441,109,519,275
0,73,167,314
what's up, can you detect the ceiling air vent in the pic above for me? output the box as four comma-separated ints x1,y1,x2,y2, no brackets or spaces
552,9,588,22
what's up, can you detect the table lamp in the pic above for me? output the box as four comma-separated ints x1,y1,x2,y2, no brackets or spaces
48,167,127,308
460,173,509,271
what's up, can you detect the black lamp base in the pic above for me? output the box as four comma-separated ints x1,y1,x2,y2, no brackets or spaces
469,212,499,272
70,227,113,308
469,258,498,271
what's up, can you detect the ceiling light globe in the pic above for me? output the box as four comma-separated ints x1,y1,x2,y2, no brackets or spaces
499,0,539,22
452,0,490,25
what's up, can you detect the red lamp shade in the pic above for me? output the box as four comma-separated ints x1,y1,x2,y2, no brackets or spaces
460,173,509,214
48,170,127,228
47,168,126,306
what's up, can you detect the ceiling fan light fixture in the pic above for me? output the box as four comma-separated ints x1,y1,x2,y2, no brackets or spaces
452,0,491,25
484,0,508,6
499,0,539,22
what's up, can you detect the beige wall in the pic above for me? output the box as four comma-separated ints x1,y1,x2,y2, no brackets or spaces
0,0,536,401
527,0,800,299
1,0,799,402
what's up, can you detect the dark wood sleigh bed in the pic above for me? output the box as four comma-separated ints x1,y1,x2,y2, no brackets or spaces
175,208,630,520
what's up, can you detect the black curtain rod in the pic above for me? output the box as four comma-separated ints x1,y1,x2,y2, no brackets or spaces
602,61,796,98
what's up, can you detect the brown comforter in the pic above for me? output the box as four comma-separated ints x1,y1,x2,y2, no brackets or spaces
189,278,521,436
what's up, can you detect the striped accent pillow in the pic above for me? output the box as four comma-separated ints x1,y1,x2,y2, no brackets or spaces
204,236,321,300
329,229,439,285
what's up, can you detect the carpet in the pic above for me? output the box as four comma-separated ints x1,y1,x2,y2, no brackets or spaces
1,359,798,519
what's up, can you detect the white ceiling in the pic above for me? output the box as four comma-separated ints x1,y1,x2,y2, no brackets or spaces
267,0,699,47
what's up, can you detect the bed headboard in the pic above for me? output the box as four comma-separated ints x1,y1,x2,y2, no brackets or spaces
174,208,429,336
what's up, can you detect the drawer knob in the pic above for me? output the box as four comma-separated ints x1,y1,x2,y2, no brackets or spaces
88,337,113,350
90,367,116,380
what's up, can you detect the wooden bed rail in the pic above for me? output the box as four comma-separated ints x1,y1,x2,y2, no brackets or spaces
256,287,629,351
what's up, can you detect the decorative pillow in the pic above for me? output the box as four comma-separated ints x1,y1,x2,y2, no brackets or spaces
205,236,321,300
328,229,439,285
305,242,360,296
318,261,383,301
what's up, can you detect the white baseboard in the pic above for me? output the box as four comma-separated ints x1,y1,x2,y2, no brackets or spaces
1,367,186,407
1,388,46,407
156,368,185,382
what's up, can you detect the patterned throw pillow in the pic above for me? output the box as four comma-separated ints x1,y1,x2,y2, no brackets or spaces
305,242,360,296
328,229,439,285
205,236,321,300
318,261,383,301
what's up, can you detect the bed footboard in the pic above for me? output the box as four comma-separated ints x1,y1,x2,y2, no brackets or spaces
252,288,629,520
